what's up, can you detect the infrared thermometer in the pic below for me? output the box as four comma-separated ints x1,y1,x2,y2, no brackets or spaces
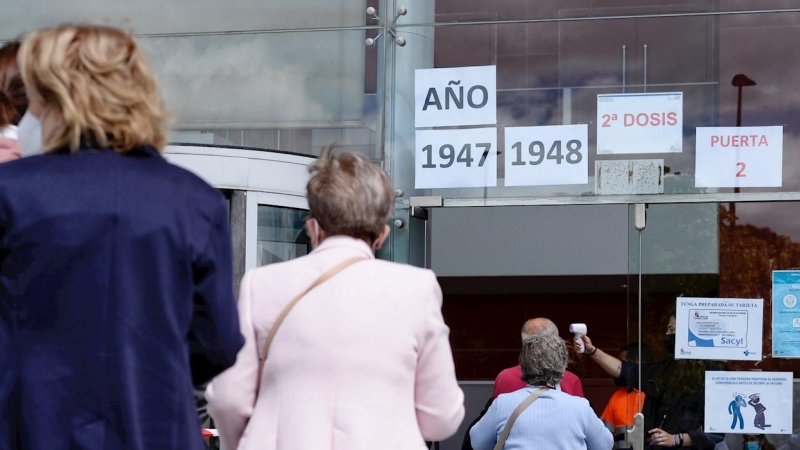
569,323,588,353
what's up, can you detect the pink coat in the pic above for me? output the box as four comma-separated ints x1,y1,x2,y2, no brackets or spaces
207,236,464,450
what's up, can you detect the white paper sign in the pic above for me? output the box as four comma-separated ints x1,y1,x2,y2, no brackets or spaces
705,371,793,434
675,297,763,361
415,128,497,189
415,65,496,128
695,126,783,188
504,125,588,187
596,92,683,154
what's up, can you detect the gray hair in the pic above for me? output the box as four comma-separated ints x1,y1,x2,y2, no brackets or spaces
519,334,567,387
520,318,559,341
306,146,394,244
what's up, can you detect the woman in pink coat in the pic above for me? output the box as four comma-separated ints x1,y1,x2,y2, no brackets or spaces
207,149,465,450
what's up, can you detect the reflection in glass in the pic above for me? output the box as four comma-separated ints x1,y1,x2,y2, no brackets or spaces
400,11,800,200
150,29,381,159
170,127,378,159
629,201,800,447
139,32,365,130
0,0,369,40
430,1,800,25
257,206,310,267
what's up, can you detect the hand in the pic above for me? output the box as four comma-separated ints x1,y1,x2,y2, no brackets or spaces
579,335,596,354
648,428,675,447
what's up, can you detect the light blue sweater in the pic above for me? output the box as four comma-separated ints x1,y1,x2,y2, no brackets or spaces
470,387,613,450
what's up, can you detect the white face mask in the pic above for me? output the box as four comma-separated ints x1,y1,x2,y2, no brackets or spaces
0,124,18,140
17,110,43,157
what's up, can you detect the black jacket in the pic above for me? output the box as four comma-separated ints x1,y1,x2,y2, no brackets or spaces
617,360,724,450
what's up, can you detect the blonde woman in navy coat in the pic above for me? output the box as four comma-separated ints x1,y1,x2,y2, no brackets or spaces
0,25,243,449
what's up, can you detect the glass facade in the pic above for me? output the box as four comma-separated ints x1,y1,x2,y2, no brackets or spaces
6,1,800,448
256,206,310,266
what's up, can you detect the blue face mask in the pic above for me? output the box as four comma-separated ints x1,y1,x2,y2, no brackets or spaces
746,442,760,450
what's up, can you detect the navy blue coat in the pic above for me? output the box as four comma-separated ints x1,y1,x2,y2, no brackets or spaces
0,146,244,449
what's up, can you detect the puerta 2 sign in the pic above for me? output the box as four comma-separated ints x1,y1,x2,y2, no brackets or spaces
596,92,683,154
695,126,783,188
414,65,497,189
675,297,763,361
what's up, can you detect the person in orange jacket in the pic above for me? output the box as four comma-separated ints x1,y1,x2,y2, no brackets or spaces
600,343,653,449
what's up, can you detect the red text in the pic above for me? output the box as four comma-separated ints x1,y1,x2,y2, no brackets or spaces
710,135,769,147
623,112,678,127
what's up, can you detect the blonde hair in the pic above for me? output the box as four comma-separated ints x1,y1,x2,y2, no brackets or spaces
306,147,394,244
18,25,167,153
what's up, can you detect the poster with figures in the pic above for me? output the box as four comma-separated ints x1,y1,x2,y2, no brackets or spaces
675,297,763,361
705,371,793,434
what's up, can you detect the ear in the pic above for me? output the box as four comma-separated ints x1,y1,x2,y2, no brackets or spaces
372,224,391,250
305,218,326,247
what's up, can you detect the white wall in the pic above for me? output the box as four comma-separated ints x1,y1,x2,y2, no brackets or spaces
163,144,313,197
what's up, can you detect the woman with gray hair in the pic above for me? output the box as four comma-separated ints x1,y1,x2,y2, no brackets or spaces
207,148,464,450
470,334,612,450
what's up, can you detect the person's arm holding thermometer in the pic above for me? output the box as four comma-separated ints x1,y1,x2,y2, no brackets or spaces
577,334,623,378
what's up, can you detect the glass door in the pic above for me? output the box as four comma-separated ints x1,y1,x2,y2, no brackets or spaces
627,201,800,450
256,205,311,267
245,192,310,272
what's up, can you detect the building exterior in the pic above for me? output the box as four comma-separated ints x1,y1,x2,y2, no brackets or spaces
4,1,800,448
